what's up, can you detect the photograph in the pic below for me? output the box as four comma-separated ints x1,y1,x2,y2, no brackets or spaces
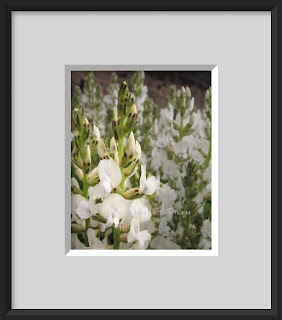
70,70,212,250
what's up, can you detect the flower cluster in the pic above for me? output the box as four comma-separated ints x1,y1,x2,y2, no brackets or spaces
71,72,212,250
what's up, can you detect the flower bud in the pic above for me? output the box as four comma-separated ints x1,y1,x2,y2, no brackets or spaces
124,187,139,199
172,120,180,130
123,104,137,133
129,104,137,116
135,141,142,160
126,132,135,159
73,163,83,181
110,137,119,164
121,221,131,233
188,97,194,112
93,125,100,141
84,144,91,167
125,93,134,114
110,136,117,155
118,81,129,102
87,167,99,185
123,160,138,177
189,112,196,126
204,118,210,130
71,224,84,233
97,139,108,159
72,148,84,169
78,116,90,142
119,233,128,243
185,86,192,99
112,185,122,194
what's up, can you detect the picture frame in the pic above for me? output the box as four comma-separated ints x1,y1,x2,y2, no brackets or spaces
1,0,279,317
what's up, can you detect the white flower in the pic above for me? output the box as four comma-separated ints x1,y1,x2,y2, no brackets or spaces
155,184,177,210
162,160,179,180
139,164,159,195
201,219,211,239
130,198,151,223
74,187,100,221
100,193,130,228
155,131,172,148
203,165,211,182
174,140,189,159
150,236,180,249
151,147,167,170
71,233,86,249
127,219,151,249
94,159,122,198
199,237,211,249
87,228,106,249
76,200,94,220
71,194,86,222
158,217,170,237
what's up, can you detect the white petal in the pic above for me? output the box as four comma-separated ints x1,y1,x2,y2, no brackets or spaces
102,174,112,194
98,159,122,188
130,198,151,223
76,200,93,219
71,178,80,189
139,164,147,193
100,193,129,221
143,176,159,195
92,182,106,199
87,228,105,249
127,218,139,243
113,215,120,229
71,194,86,222
71,233,86,249
136,230,151,249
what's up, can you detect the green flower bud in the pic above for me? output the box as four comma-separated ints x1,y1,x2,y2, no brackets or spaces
97,139,109,159
126,132,135,158
118,81,129,102
84,145,91,167
172,120,180,130
124,187,140,199
125,93,134,114
87,167,99,186
110,137,119,164
123,104,137,133
123,159,138,176
190,112,196,126
73,107,84,129
93,125,100,141
73,163,84,181
72,147,84,169
135,141,141,160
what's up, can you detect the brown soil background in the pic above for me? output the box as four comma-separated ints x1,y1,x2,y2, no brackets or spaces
71,71,211,110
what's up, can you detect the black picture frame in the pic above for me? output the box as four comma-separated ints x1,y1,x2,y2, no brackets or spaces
0,0,280,318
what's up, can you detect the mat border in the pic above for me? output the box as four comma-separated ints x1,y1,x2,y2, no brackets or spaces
0,1,279,318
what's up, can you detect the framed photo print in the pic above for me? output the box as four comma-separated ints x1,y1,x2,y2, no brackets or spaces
1,0,279,318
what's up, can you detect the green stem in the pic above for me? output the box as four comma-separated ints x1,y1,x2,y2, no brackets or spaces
113,226,121,249
203,140,211,169
182,214,190,248
83,173,90,247
179,114,184,140
118,135,125,194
